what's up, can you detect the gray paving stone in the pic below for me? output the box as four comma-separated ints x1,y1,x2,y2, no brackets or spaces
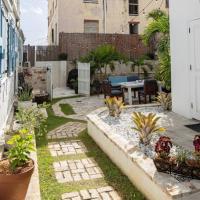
47,122,86,139
61,187,121,200
48,140,88,156
54,158,103,183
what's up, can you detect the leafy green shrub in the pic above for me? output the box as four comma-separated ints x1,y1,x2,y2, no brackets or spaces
58,53,68,60
16,105,48,137
18,86,32,101
7,129,35,171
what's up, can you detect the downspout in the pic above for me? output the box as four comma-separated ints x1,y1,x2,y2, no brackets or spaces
102,0,107,33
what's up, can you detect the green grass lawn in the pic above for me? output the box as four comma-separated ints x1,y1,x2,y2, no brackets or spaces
59,104,75,116
36,98,144,200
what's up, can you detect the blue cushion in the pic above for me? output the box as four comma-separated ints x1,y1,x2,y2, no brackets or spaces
127,75,139,82
108,76,128,85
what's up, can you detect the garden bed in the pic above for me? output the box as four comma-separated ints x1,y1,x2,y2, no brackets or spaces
87,104,200,200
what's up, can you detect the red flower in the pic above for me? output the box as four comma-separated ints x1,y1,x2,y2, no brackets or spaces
193,135,200,154
155,136,172,158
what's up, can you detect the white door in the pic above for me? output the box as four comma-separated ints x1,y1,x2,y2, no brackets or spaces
189,19,200,120
78,62,90,95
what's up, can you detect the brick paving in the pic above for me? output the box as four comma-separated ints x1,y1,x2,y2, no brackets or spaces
48,140,88,157
52,96,104,120
47,122,86,139
53,158,104,183
61,186,121,200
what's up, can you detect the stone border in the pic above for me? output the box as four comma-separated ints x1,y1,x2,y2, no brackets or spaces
25,137,41,200
87,104,200,200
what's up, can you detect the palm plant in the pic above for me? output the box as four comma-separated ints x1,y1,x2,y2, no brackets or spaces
132,112,166,144
131,56,153,79
143,10,171,90
80,45,127,78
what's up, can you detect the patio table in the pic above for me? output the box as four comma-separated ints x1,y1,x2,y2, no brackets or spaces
120,81,144,105
121,80,163,105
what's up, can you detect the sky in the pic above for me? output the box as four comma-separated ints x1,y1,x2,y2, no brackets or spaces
20,0,48,45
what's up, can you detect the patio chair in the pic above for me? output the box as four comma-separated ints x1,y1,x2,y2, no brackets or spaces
138,79,158,104
102,80,124,100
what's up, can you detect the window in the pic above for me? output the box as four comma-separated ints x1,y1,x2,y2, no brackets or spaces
165,0,169,8
83,0,98,3
84,20,99,33
51,28,54,43
129,0,139,16
129,23,139,34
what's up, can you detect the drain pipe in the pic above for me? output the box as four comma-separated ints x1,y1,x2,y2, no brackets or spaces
102,0,107,33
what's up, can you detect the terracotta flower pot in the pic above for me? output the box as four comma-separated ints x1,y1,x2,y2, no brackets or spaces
0,160,34,200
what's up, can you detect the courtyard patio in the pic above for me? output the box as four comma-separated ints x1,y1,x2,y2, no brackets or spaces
26,95,200,200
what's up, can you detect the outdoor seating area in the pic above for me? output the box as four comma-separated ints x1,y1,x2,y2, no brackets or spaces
102,75,160,105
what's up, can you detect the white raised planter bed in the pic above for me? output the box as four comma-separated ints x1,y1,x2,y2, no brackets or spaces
87,104,200,200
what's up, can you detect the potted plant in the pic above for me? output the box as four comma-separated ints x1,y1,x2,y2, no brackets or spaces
171,148,191,176
0,129,35,200
187,135,200,179
73,80,78,94
154,136,172,172
105,97,124,117
132,112,166,145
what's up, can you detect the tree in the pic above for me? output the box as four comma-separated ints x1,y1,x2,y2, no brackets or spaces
80,45,127,77
143,10,171,90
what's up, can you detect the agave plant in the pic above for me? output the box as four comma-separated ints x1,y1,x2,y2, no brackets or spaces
132,112,165,144
105,97,124,117
155,136,172,159
157,92,172,111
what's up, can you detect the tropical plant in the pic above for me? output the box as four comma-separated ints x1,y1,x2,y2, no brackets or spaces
157,92,172,111
80,44,127,77
7,129,35,171
155,136,172,159
143,9,171,90
176,148,190,165
16,105,47,137
105,97,124,117
193,135,200,156
131,56,153,79
18,85,32,101
132,112,165,144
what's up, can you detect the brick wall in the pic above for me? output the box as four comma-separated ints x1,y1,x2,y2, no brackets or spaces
59,33,152,61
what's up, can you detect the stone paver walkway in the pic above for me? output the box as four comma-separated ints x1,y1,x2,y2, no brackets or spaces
47,96,121,199
48,140,88,156
52,96,104,120
53,158,104,183
61,186,121,200
47,122,87,139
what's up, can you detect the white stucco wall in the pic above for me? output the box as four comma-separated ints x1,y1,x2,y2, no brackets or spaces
169,0,200,118
0,75,15,134
35,61,67,89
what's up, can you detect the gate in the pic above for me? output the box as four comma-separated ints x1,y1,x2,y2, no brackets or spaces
78,62,90,95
